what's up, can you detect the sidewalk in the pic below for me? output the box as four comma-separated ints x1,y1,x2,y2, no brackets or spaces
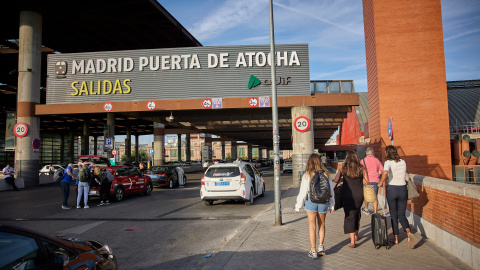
206,187,472,270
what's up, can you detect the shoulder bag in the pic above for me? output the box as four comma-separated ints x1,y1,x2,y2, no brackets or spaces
406,173,419,200
363,159,377,203
333,176,343,211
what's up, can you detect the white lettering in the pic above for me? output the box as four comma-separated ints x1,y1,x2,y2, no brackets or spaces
277,51,288,66
96,59,106,73
107,58,117,73
150,56,160,71
171,55,181,70
256,52,266,67
181,55,191,69
219,53,229,68
161,55,170,70
208,54,218,68
235,53,247,67
117,58,122,72
289,51,300,66
85,59,95,74
72,60,84,74
124,58,134,72
245,52,255,67
190,54,200,69
139,57,148,71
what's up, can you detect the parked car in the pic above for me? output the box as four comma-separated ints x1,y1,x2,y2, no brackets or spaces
78,155,111,171
0,223,117,270
89,167,153,201
201,162,265,206
282,159,293,173
145,165,183,188
39,164,64,176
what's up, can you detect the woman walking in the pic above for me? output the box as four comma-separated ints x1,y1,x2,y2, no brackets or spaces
295,154,335,259
378,145,415,248
94,167,111,206
334,150,369,248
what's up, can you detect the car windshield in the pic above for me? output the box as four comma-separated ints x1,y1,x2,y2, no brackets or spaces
149,166,168,173
205,167,240,177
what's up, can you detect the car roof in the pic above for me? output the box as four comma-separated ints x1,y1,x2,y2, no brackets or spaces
208,162,249,168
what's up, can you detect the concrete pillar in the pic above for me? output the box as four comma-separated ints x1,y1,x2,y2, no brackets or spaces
247,145,253,160
126,127,131,162
266,149,270,160
292,106,314,187
14,11,42,186
82,121,89,155
93,136,97,156
104,113,115,160
135,134,139,162
259,148,263,159
69,129,74,164
185,133,191,161
202,133,212,163
177,134,182,162
221,141,226,160
153,122,165,165
60,134,65,163
231,141,237,160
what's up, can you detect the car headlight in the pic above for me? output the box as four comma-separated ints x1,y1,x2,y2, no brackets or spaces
99,244,113,255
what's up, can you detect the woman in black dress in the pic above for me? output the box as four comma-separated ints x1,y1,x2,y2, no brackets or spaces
334,150,369,248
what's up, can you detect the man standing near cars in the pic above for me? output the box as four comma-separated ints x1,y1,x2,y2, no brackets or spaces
175,166,186,187
2,164,19,191
60,163,76,209
362,147,384,215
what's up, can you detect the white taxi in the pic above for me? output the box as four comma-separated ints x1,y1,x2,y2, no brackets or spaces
201,163,265,206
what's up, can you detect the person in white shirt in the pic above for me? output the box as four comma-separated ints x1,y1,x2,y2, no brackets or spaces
2,164,18,191
175,166,186,187
295,154,335,259
379,145,415,248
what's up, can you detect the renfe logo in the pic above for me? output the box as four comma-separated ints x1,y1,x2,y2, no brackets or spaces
248,75,261,89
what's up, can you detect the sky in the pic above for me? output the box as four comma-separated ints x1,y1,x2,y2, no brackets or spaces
137,0,480,145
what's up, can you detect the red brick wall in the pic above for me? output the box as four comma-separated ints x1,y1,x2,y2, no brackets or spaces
363,0,452,179
409,183,480,246
340,106,362,145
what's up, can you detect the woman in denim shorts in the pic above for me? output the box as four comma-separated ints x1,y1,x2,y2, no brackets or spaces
295,154,335,259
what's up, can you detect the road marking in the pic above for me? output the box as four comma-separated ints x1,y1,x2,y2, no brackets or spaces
55,221,105,236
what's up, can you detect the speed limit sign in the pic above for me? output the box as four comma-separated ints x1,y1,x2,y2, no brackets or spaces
202,98,212,109
103,102,113,112
14,122,28,137
146,101,156,110
248,97,259,107
112,149,117,155
294,116,311,132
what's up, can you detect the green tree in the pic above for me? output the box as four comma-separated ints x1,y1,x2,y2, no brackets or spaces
121,149,148,162
226,153,232,160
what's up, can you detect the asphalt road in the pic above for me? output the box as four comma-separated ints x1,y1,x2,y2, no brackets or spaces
0,168,293,269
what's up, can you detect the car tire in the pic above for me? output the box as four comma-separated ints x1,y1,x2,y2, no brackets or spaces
169,179,174,189
245,189,254,205
144,182,153,195
260,183,265,197
183,176,187,186
114,186,124,201
204,200,213,206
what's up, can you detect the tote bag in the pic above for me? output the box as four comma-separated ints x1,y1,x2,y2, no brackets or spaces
406,173,419,200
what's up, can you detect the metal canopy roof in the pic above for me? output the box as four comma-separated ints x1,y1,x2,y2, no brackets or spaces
1,0,358,150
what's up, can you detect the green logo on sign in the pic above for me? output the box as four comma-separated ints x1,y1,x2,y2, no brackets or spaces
248,75,261,89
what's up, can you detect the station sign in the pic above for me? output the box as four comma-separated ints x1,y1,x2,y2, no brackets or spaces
46,44,310,105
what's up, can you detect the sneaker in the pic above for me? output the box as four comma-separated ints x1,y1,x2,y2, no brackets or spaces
104,202,110,205
98,202,105,206
318,244,325,256
308,250,318,259
84,205,89,209
62,205,72,209
76,205,81,209
361,207,370,215
384,213,391,217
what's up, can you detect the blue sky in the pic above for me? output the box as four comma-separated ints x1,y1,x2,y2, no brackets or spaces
159,0,480,93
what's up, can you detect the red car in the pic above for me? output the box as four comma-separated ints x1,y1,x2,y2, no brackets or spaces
89,167,153,201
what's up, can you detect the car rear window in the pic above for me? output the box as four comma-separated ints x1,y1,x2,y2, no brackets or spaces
205,167,240,177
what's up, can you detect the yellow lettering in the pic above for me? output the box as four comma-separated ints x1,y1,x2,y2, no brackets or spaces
103,80,112,94
123,79,131,94
79,81,89,95
97,80,101,95
71,81,79,96
112,80,122,94
89,81,97,95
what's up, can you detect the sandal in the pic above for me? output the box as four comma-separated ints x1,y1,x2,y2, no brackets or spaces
389,239,398,244
408,233,415,249
347,243,355,248
355,235,360,241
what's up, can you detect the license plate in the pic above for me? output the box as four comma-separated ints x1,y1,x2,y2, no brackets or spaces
215,182,230,186
89,190,98,195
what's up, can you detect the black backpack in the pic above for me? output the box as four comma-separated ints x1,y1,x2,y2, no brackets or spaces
53,168,65,183
309,170,331,204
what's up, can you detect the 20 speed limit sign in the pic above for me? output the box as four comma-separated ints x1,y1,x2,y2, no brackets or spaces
146,101,156,110
294,116,311,132
14,122,28,137
248,97,259,107
103,102,113,112
202,98,212,109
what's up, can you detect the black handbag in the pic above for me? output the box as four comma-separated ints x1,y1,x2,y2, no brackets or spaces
334,177,343,211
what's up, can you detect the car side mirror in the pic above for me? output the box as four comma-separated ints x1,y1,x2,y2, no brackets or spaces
50,252,68,269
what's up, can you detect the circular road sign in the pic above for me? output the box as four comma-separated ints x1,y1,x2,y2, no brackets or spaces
294,116,311,133
202,98,212,109
146,101,156,110
388,117,394,140
112,149,117,155
32,138,41,149
104,102,113,112
248,97,259,107
14,122,28,137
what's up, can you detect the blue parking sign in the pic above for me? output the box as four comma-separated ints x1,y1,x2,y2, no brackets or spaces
149,149,155,155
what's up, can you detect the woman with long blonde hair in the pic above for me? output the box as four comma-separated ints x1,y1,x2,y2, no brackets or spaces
295,154,335,259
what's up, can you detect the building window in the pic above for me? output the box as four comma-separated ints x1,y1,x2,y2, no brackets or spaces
171,149,177,158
